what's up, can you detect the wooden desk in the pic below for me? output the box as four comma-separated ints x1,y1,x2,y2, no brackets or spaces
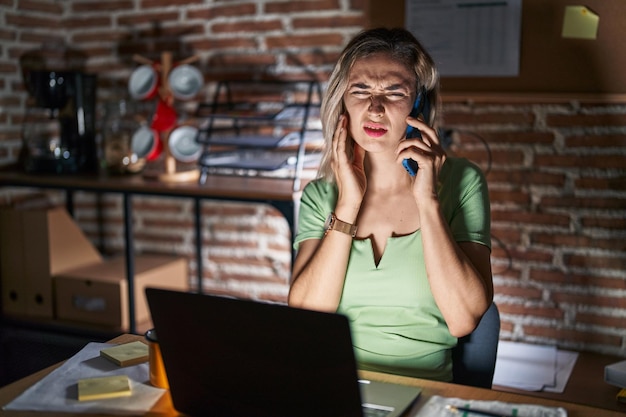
0,334,623,417
0,170,301,333
494,351,625,413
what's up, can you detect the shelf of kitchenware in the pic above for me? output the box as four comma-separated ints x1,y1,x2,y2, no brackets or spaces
194,78,324,191
129,51,205,183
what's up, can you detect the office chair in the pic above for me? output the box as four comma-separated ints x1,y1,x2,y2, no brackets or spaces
452,302,500,388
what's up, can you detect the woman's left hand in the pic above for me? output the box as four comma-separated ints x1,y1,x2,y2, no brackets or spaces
396,116,447,202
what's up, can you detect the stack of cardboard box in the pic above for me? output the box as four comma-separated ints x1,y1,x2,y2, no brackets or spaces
0,204,188,332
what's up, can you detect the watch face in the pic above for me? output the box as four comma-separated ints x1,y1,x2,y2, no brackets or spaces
324,213,334,231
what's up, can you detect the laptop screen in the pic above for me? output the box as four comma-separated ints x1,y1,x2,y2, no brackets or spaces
146,288,363,417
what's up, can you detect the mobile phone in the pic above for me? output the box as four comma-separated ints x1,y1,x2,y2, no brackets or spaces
402,89,431,176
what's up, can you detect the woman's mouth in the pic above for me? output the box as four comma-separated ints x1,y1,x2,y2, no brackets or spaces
363,124,388,138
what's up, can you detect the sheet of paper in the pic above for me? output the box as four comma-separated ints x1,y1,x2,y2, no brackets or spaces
544,350,579,393
492,341,557,391
405,0,522,77
3,342,165,415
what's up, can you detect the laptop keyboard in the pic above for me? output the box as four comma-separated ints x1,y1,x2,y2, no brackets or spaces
362,404,393,417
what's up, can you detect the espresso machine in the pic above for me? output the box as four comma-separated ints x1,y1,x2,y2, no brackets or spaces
21,69,98,173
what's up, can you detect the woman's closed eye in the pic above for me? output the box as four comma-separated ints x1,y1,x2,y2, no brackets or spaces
350,91,408,102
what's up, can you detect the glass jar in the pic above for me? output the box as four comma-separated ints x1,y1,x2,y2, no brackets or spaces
101,100,149,174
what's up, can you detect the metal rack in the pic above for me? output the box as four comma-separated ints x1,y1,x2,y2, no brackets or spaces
196,79,324,192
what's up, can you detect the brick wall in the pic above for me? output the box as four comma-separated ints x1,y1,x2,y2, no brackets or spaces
1,1,625,357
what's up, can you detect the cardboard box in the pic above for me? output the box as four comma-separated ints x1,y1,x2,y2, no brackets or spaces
0,206,102,318
54,254,188,330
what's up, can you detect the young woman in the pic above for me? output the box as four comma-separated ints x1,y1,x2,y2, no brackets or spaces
288,28,493,381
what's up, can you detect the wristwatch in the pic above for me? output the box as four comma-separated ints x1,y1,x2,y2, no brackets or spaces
324,212,358,237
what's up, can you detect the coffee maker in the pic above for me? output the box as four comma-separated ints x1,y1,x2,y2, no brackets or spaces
21,68,98,173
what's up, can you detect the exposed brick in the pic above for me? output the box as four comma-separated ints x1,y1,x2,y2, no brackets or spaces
523,325,623,347
489,190,530,206
134,231,186,245
117,11,179,26
5,13,61,29
564,253,626,271
266,33,345,49
546,113,626,128
141,0,203,8
531,233,626,252
72,31,134,44
488,169,566,187
187,3,257,20
534,154,626,170
293,15,366,29
529,269,626,290
0,29,16,41
505,247,554,263
264,0,340,14
491,227,522,245
190,37,259,51
499,320,514,333
441,111,535,126
0,62,18,73
463,131,555,145
208,54,278,69
575,177,626,191
63,16,112,29
552,291,626,309
497,303,564,320
491,210,570,227
16,32,64,44
18,0,63,14
566,134,626,148
576,312,626,329
493,284,543,300
581,216,626,229
285,51,340,67
72,0,134,12
212,19,284,34
540,195,626,210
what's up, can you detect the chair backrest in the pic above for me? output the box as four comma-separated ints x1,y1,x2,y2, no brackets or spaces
452,302,500,388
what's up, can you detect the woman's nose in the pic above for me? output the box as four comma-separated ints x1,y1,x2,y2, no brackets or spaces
368,96,384,115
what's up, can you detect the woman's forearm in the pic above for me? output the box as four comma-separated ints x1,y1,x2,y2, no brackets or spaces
419,201,493,337
288,231,353,312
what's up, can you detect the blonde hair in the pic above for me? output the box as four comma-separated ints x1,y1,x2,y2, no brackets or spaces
317,28,440,182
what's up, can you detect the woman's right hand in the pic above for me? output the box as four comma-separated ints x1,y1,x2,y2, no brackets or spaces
331,114,366,219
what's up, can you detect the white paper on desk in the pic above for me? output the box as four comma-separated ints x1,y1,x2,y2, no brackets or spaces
493,341,557,391
3,342,165,415
543,350,579,393
414,395,568,417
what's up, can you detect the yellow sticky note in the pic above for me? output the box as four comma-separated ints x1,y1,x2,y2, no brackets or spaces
77,375,131,401
562,6,599,40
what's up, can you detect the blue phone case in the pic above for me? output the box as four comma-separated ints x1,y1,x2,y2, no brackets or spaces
402,89,430,176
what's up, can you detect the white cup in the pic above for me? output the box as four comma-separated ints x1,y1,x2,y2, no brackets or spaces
168,125,201,162
168,65,203,100
131,125,162,161
128,65,159,100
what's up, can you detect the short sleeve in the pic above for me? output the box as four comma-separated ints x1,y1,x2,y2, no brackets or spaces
439,158,491,250
293,180,337,250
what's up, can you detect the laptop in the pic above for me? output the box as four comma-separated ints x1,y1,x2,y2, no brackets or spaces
145,288,422,417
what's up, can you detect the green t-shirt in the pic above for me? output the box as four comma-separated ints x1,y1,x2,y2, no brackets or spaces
294,157,491,381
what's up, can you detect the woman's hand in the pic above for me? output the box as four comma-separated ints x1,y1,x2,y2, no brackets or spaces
396,116,446,203
332,114,366,218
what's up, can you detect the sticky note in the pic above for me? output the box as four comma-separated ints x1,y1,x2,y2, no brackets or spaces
562,6,599,40
100,341,149,367
77,375,131,401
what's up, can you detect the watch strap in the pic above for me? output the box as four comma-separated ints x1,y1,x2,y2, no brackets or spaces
326,213,357,237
